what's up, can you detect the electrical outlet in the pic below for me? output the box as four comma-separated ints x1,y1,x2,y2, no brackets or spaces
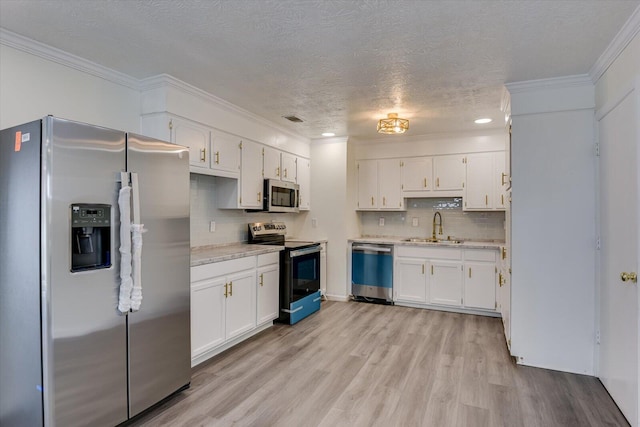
209,221,216,232
412,217,419,227
312,218,318,228
379,217,385,227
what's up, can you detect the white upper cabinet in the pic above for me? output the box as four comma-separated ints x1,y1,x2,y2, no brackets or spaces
210,129,241,178
401,158,433,193
434,154,466,192
240,140,264,209
464,151,506,211
378,159,403,210
297,156,311,210
263,146,282,180
281,153,297,183
357,159,403,210
494,151,508,209
357,160,379,209
170,117,210,170
464,152,494,210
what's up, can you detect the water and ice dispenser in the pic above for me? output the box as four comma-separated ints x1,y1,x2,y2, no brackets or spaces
70,204,112,272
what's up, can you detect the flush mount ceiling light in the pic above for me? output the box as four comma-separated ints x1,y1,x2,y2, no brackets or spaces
321,132,335,137
474,118,493,124
377,113,409,135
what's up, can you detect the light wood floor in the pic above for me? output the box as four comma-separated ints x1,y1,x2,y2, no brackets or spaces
129,301,629,427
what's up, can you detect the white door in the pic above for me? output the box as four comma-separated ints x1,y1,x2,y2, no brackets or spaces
190,277,226,357
225,270,257,340
598,84,638,426
395,258,427,303
263,146,281,180
429,261,463,306
378,159,402,209
257,264,280,325
357,160,378,209
171,117,209,169
240,140,263,209
464,262,496,310
402,157,433,192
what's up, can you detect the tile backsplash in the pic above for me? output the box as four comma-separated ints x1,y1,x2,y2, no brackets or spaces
359,198,505,241
190,174,293,247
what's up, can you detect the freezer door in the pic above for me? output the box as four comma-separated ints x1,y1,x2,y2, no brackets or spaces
47,117,128,426
126,133,191,417
0,120,44,427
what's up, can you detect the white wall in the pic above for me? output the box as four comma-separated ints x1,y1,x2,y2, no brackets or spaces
0,43,140,132
293,137,358,300
508,80,597,375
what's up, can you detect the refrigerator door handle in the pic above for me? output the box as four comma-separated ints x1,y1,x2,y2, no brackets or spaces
130,172,144,311
117,172,133,314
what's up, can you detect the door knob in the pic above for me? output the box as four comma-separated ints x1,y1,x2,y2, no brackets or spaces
620,272,637,283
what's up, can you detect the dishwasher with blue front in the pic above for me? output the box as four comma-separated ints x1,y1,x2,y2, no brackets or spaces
351,243,394,302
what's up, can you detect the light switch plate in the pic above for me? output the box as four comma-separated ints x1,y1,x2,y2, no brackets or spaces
412,217,419,227
209,221,216,232
312,218,318,228
379,217,385,227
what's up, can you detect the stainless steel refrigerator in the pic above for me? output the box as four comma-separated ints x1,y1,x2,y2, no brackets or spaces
0,117,191,426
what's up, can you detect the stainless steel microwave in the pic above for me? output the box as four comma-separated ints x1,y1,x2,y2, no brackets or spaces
264,179,299,213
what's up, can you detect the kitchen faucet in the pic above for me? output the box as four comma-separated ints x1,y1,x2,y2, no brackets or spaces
432,211,443,241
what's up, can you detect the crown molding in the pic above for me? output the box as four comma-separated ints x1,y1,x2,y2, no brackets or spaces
349,126,507,145
139,74,309,142
0,28,139,89
505,74,593,94
589,5,640,83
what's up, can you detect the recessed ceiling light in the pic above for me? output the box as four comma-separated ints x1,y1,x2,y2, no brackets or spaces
474,118,492,124
321,132,335,137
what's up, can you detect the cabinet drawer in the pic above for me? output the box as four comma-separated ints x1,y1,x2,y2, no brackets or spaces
396,246,462,260
289,291,322,325
192,256,255,282
464,249,497,262
257,251,280,267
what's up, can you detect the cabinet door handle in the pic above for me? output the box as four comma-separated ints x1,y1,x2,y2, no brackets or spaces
276,166,280,177
224,283,228,298
284,168,287,178
200,148,206,162
501,173,507,186
485,195,488,205
260,273,264,286
215,151,220,164
431,265,434,275
383,196,386,206
229,281,233,296
436,177,440,188
258,191,262,202
371,196,374,206
501,194,504,205
502,247,507,260
424,178,427,188
469,268,472,278
422,264,425,275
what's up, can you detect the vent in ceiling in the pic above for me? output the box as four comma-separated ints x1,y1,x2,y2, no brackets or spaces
283,115,304,123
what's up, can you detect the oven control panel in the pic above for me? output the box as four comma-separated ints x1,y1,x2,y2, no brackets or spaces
249,221,286,238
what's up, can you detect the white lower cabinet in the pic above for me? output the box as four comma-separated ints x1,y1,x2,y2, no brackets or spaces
191,253,279,366
395,258,428,303
430,260,464,306
257,253,280,326
394,245,498,315
224,269,257,340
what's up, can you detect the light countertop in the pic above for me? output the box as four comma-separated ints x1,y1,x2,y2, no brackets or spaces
349,236,504,250
191,243,283,267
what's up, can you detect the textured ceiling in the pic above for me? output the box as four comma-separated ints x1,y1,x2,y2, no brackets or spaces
1,0,638,139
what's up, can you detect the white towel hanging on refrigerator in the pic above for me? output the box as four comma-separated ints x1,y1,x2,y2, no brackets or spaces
117,182,133,314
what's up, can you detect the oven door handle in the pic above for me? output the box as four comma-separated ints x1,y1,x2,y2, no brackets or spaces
289,245,321,258
352,245,392,253
282,306,304,314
